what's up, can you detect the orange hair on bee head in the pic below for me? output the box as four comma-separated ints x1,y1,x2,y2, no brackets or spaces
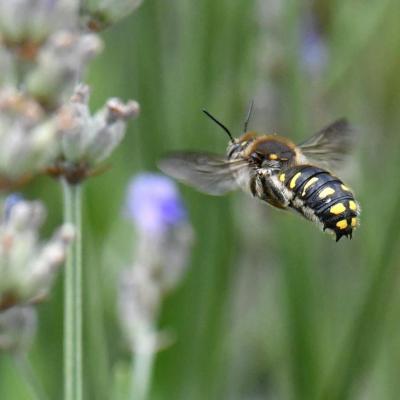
238,131,258,142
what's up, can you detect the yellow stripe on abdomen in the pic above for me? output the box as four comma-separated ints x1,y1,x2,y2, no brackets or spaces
302,177,318,196
289,172,302,189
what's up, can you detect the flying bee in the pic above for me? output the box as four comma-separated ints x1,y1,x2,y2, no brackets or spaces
159,104,360,241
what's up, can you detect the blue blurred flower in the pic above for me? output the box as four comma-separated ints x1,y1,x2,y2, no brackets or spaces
301,13,328,74
125,173,187,234
119,173,193,355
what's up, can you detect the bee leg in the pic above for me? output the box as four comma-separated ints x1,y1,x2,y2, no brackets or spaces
256,170,292,209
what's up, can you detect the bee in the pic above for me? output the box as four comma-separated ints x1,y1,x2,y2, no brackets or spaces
159,105,360,241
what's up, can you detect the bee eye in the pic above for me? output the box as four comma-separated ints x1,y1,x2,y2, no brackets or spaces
228,144,240,158
250,152,259,160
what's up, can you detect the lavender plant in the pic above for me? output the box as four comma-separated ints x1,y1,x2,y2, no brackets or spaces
0,1,142,399
119,173,193,400
0,195,73,400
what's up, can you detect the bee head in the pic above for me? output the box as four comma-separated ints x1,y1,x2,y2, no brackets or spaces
227,131,257,159
245,135,298,167
203,102,257,160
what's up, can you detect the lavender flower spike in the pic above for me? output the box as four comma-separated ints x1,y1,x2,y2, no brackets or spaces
119,173,193,341
119,173,193,399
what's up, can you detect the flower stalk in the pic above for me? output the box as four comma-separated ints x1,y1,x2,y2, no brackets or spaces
131,325,157,400
62,180,83,400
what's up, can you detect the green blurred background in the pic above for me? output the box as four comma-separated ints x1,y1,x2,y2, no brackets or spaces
2,0,400,399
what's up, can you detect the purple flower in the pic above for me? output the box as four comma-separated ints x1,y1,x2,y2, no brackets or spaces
125,173,187,234
301,13,328,74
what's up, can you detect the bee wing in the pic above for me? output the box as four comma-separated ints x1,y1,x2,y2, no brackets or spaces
299,118,355,171
158,151,247,195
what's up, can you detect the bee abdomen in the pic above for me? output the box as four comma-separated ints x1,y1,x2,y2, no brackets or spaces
278,166,360,241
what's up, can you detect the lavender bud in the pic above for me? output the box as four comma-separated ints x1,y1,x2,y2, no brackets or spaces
11,119,61,178
59,86,139,172
0,306,37,352
85,98,139,163
106,98,140,123
85,120,125,164
27,224,74,298
0,88,44,129
58,84,93,163
26,31,103,107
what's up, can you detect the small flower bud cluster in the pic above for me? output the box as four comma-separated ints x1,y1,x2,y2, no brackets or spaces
0,1,97,183
26,31,103,108
0,0,141,186
53,84,140,184
0,196,74,310
118,174,193,349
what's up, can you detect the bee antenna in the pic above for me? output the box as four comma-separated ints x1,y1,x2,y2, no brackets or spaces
243,99,254,133
202,109,235,143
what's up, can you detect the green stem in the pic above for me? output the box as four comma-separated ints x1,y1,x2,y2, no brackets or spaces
62,180,83,400
131,328,156,400
13,353,49,400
